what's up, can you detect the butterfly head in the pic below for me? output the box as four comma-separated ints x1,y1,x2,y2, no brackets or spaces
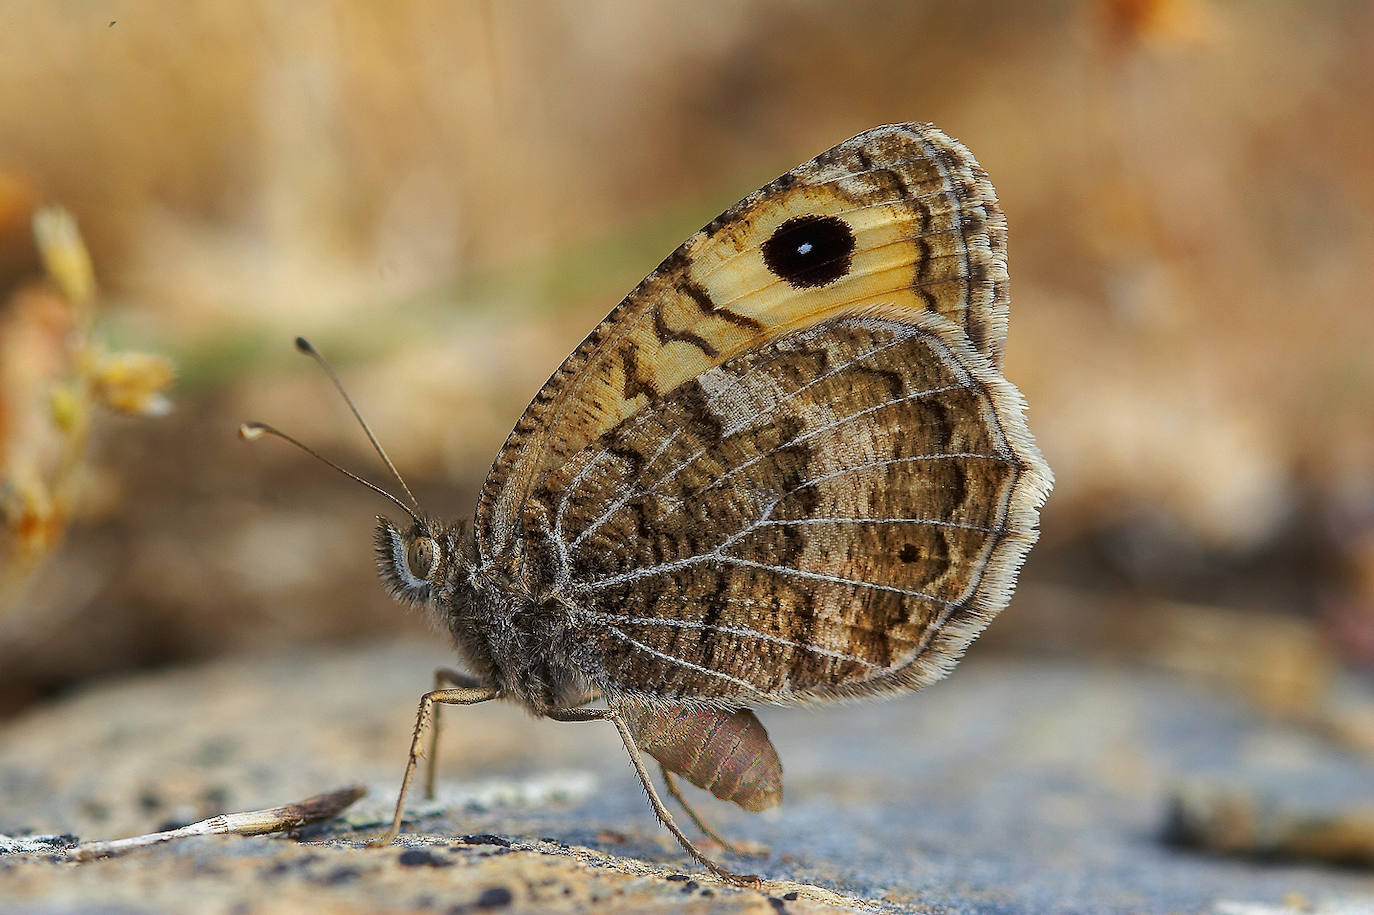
374,514,473,609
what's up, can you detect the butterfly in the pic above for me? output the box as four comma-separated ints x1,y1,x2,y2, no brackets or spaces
246,122,1052,883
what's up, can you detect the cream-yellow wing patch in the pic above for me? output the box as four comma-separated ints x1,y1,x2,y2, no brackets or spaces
476,122,1009,566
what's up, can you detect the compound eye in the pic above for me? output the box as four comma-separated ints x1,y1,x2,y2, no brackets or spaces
406,536,437,579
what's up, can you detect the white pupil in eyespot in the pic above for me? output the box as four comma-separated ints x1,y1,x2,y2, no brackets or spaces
796,241,813,255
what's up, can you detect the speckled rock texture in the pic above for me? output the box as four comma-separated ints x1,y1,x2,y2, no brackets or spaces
2,643,1372,914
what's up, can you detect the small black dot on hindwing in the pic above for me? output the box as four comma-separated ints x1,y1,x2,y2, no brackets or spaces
761,215,856,288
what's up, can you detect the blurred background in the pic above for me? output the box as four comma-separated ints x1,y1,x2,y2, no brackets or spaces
1,0,1372,743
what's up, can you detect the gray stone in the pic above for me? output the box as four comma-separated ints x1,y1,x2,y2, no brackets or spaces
1,643,1372,913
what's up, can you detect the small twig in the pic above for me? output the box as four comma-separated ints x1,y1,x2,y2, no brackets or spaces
68,785,366,862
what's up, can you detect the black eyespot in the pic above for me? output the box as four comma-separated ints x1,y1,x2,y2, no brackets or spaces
899,543,921,563
761,215,856,288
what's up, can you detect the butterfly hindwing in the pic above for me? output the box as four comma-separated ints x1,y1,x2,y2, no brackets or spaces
517,308,1050,704
476,123,1011,565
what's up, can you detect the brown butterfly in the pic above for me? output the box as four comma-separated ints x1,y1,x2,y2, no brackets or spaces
245,122,1052,883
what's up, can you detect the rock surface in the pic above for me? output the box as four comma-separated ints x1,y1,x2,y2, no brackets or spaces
2,642,1373,913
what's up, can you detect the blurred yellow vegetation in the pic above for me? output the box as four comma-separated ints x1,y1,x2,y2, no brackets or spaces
1097,0,1217,47
0,207,173,618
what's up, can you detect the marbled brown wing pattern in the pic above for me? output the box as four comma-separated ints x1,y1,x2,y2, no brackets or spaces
518,307,1051,704
476,123,1010,567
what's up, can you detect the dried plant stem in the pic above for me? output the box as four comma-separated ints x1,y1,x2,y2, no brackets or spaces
68,785,365,862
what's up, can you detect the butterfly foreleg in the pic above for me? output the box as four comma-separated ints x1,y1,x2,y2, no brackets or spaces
368,684,498,848
544,705,760,886
658,764,749,855
424,668,487,800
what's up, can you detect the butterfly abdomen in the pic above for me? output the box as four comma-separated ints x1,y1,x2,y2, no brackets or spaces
619,703,782,812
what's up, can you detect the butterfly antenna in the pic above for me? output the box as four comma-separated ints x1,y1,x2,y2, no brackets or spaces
239,421,422,526
292,337,421,511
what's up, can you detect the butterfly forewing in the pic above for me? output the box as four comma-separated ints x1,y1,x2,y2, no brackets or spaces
517,309,1049,704
476,123,1010,563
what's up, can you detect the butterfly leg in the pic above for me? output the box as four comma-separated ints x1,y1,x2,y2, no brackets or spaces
424,668,487,800
367,685,498,848
545,706,759,886
658,764,748,855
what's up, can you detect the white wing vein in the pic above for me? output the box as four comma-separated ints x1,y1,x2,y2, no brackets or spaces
566,332,915,550
583,609,883,670
596,622,759,691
